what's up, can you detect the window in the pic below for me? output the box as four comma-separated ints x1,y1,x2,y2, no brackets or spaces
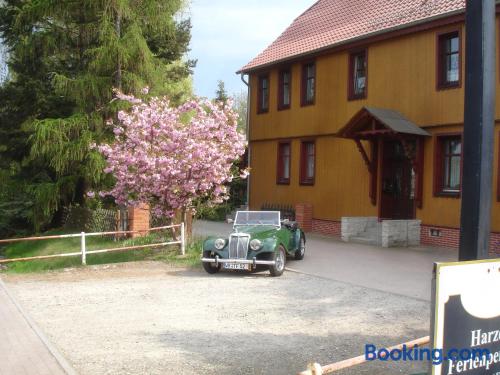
278,69,291,110
277,142,291,185
300,140,315,185
349,50,367,100
257,74,269,113
442,138,461,191
434,135,462,196
301,62,315,106
437,31,461,89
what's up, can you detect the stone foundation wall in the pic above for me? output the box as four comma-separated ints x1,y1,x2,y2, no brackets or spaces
341,217,378,242
312,219,341,236
490,233,500,256
311,217,500,256
420,225,460,249
421,225,500,256
381,220,421,248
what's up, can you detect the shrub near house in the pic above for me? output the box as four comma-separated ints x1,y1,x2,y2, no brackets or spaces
97,92,247,232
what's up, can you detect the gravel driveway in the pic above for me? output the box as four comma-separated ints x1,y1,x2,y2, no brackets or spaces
4,262,429,375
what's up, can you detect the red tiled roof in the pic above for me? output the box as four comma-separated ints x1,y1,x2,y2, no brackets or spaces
239,0,465,73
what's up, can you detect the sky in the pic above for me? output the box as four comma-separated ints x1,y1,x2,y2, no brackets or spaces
0,1,316,93
188,0,315,99
0,39,7,83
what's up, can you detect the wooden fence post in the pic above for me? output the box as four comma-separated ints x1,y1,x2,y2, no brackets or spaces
81,232,86,265
180,222,186,256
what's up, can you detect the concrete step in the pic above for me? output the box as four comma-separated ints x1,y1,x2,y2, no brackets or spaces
365,222,382,230
364,227,380,235
350,224,383,245
350,236,379,246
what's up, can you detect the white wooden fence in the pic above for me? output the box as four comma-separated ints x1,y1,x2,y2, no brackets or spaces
0,223,185,265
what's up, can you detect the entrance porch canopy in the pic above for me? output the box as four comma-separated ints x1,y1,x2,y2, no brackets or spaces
337,107,431,208
337,107,430,139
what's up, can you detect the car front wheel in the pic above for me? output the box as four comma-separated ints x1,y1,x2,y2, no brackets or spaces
202,252,221,274
269,245,286,277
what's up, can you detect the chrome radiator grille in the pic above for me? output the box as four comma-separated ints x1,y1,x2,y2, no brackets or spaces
228,234,250,259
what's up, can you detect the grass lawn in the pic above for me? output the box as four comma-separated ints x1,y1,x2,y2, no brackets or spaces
0,229,202,273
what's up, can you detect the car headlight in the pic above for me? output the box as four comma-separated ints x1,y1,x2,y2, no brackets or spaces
249,239,262,251
214,238,226,250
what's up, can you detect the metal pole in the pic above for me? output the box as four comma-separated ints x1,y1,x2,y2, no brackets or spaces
180,223,185,256
81,232,86,265
459,0,496,261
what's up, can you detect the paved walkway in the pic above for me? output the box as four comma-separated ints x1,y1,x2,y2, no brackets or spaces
0,278,74,375
193,220,458,301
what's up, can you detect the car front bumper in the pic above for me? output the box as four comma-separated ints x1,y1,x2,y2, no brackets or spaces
201,256,276,267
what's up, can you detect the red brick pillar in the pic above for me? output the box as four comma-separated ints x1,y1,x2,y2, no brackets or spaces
295,203,313,232
128,203,150,237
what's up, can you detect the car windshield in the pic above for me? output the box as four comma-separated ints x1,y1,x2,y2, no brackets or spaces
234,211,280,227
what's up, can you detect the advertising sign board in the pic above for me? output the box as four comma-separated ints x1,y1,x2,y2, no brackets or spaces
432,259,500,375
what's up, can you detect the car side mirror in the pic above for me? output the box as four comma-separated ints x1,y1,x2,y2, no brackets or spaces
227,218,234,224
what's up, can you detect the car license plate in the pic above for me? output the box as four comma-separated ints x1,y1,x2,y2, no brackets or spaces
223,263,249,270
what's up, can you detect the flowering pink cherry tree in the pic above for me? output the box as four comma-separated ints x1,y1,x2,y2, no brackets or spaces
97,91,247,223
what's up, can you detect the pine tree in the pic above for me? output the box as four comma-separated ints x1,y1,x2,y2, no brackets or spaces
0,0,194,232
215,80,229,104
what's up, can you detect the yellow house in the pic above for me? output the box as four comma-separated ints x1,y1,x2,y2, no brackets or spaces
237,0,500,253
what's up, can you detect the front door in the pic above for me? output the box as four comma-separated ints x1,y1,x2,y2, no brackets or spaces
380,139,415,220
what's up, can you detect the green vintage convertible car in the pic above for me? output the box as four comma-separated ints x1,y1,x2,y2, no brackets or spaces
201,211,306,277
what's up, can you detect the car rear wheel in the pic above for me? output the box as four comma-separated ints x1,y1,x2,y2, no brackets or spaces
294,236,306,260
269,246,286,277
202,252,221,274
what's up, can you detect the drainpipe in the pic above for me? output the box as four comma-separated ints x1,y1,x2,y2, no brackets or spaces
240,73,251,209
